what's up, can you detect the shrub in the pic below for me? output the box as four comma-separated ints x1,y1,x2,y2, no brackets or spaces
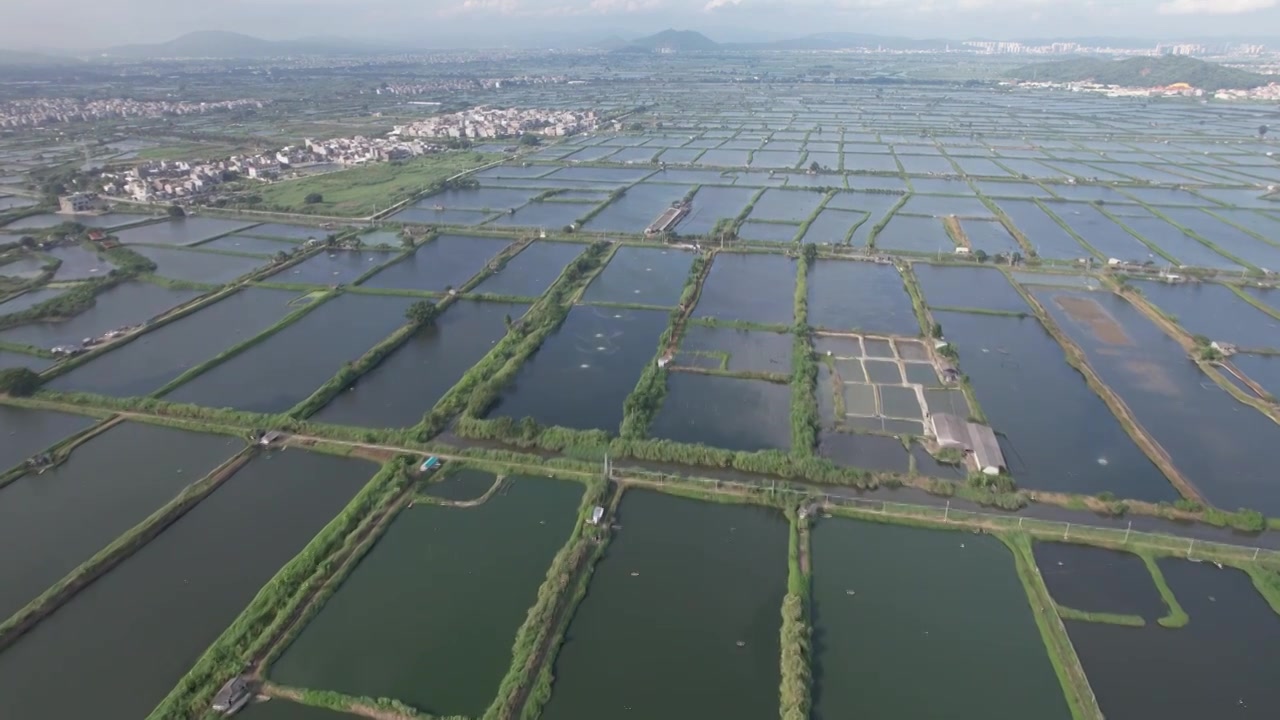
0,367,40,396
304,192,324,204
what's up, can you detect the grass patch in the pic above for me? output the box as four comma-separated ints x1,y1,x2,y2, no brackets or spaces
1140,551,1189,628
1054,605,1146,627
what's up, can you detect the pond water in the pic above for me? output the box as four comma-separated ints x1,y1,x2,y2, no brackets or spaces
164,293,415,414
811,520,1071,720
1036,289,1280,514
697,149,752,167
581,183,691,235
46,245,116,280
1135,281,1280,350
411,187,541,212
973,180,1051,199
912,263,1027,312
678,325,791,374
422,468,499,501
1051,204,1149,261
0,195,36,210
876,215,952,253
361,234,509,293
237,699,350,720
271,476,582,717
196,234,299,256
938,311,1176,500
0,449,374,720
486,306,669,432
0,282,201,350
748,189,825,223
802,208,866,245
996,200,1088,260
1157,207,1280,270
312,300,525,428
694,253,795,326
0,349,53,371
2,212,159,231
963,219,1022,254
132,246,266,285
471,241,584,298
541,490,787,720
818,432,911,473
651,373,792,451
267,250,397,286
581,245,694,307
0,405,97,473
50,287,303,397
113,217,253,246
0,287,65,316
1066,559,1280,719
0,422,238,621
899,194,992,219
485,201,594,230
0,255,49,279
1117,215,1240,270
390,207,495,226
738,221,801,243
808,260,918,336
241,223,328,241
1033,542,1167,619
1231,354,1280,399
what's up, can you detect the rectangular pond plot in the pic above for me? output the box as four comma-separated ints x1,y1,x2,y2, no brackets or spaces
1117,215,1241,270
270,476,582,717
0,450,374,720
581,183,691,235
540,490,787,720
267,250,398,286
651,373,792,452
485,306,669,432
863,358,903,385
750,150,803,169
0,287,64,316
695,148,752,167
361,234,510,293
747,188,826,222
677,326,790,378
0,255,52,279
484,200,594,230
388,207,495,226
875,214,950,253
879,384,922,419
1066,559,1280,720
937,310,1177,501
996,199,1088,260
313,300,526,428
962,219,1022,255
164,293,415,414
841,381,878,416
581,245,695,308
49,287,303,398
563,146,619,162
237,699,351,720
470,241,584,298
1036,289,1280,514
241,223,329,241
1231,354,1280,399
3,213,158,231
0,422,239,622
973,180,1052,199
808,260,919,336
410,187,542,212
863,337,895,358
810,521,1072,720
0,405,97,473
903,361,940,386
1051,204,1150,261
694,253,795,326
1033,542,1167,619
132,246,267,285
1136,281,1280,350
897,194,992,219
738,221,801,243
46,244,116,281
113,217,253,246
679,186,756,236
801,208,865,245
818,431,911,473
197,234,299,256
912,263,1027,312
1158,206,1280,270
0,349,53,371
952,156,1013,177
0,282,201,351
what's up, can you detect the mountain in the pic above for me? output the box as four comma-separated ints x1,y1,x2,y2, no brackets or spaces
0,49,81,66
1007,56,1275,92
101,31,377,59
614,30,719,54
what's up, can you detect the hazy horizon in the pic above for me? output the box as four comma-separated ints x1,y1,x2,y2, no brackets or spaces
5,0,1280,51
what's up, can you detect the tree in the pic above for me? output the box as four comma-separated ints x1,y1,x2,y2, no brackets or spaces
1260,125,1270,139
305,192,324,204
931,321,943,339
400,233,415,249
802,243,818,266
18,236,37,249
973,249,989,263
0,368,40,397
405,300,438,326
519,133,542,146
808,161,821,173
166,204,185,218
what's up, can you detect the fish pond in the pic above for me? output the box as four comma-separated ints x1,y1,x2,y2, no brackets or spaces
270,475,582,717
807,260,918,335
113,217,253,246
0,405,98,473
1033,542,1167,619
361,234,509,293
268,250,397,286
131,246,267,285
541,490,787,720
581,245,695,307
471,241,584,298
0,282,200,350
650,373,792,452
912,263,1027,313
694,253,795,326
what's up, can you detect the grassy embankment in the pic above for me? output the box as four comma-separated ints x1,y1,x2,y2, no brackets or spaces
245,152,501,218
147,457,413,720
779,506,813,720
791,248,819,455
0,448,257,651
865,194,909,249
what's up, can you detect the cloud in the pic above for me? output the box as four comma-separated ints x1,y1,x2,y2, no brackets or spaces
704,0,743,10
1158,0,1277,13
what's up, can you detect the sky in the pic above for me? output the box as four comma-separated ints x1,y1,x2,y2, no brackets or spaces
7,0,1280,49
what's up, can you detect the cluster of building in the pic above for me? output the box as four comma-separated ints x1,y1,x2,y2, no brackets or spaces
374,76,569,96
0,97,265,129
392,107,599,139
1012,79,1280,101
962,41,1270,58
96,135,448,202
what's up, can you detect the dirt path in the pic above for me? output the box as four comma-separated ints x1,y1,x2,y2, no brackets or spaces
261,683,412,720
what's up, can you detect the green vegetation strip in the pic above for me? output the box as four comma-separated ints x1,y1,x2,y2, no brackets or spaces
929,305,1029,318
266,684,444,720
1003,533,1104,720
1140,551,1189,629
791,250,819,456
779,507,812,720
1054,606,1146,628
0,447,256,650
148,458,413,719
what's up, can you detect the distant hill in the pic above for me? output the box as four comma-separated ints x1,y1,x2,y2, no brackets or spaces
101,31,375,59
615,30,719,54
0,49,80,66
747,33,949,52
1007,55,1274,92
